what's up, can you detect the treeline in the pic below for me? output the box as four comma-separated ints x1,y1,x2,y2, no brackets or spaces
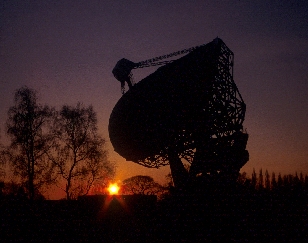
0,86,115,200
238,169,308,192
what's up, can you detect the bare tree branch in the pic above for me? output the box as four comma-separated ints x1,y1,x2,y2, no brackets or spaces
47,103,115,200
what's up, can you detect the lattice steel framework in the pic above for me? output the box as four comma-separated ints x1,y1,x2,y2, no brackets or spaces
109,38,248,182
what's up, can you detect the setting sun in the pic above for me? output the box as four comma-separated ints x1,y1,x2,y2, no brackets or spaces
107,183,120,195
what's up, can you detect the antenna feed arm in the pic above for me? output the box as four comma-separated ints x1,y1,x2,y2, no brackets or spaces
112,58,137,85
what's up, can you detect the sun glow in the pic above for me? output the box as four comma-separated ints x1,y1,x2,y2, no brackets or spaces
108,183,120,195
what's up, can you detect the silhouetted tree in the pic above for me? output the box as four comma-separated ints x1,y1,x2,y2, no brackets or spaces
265,170,270,190
236,169,308,201
292,173,299,192
237,172,248,185
0,181,4,198
48,103,115,200
6,87,55,200
283,175,290,189
304,175,308,192
277,173,283,188
258,169,264,190
251,168,257,189
1,181,26,199
271,172,277,190
165,172,174,188
122,175,165,196
0,144,6,179
299,172,304,185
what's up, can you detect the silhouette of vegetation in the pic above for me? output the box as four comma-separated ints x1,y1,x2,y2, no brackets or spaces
237,169,308,194
5,87,55,200
122,175,166,198
0,87,115,200
0,143,6,179
0,181,45,200
47,103,115,200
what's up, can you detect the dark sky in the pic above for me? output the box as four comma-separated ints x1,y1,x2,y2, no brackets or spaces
1,0,308,186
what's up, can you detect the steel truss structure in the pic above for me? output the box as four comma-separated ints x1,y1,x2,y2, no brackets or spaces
109,38,249,189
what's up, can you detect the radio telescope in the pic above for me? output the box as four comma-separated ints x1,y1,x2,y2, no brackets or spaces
109,38,249,191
